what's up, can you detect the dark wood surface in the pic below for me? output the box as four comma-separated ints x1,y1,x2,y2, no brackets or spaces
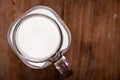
0,0,120,80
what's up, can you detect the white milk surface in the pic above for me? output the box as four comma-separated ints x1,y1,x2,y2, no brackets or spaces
15,15,61,61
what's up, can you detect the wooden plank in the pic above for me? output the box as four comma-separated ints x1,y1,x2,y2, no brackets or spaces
63,0,120,80
1,0,120,80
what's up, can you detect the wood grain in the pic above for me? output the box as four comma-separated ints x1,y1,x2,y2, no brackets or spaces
0,0,120,80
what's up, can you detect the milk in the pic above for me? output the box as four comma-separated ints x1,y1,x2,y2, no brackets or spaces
15,15,61,61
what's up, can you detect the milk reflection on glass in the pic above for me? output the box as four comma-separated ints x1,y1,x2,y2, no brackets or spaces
8,6,72,77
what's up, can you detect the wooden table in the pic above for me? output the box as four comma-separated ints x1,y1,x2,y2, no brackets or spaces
0,0,120,80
